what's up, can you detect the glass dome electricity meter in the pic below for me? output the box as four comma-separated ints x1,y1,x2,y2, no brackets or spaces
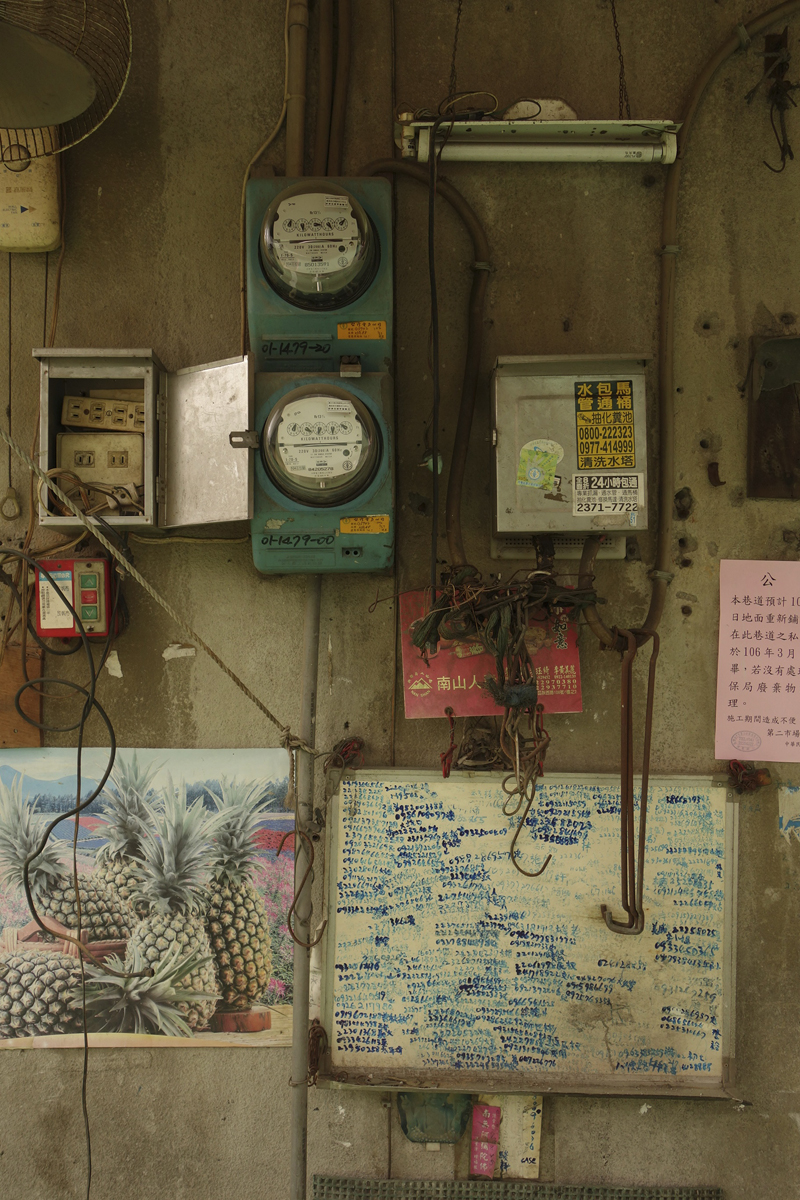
260,180,380,310
260,384,381,506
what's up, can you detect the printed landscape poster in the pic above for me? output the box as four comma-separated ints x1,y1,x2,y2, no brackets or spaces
0,748,295,1047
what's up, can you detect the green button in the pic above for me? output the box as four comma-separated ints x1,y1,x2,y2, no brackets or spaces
80,573,98,589
81,605,99,621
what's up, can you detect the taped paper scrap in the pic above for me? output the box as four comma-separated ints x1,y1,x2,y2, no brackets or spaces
104,650,123,678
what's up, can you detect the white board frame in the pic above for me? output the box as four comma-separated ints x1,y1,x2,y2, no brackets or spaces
320,771,738,1097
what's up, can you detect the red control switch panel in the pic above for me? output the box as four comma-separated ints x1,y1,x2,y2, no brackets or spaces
35,558,115,639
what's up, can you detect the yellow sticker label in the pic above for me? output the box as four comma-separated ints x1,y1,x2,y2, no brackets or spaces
339,515,390,534
337,320,387,340
574,379,636,470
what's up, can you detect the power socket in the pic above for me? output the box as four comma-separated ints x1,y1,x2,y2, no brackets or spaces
56,432,144,506
62,393,145,431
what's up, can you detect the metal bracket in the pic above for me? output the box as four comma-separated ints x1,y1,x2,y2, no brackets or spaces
229,430,260,449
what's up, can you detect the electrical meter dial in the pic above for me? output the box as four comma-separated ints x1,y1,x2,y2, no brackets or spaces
260,180,380,310
261,384,381,506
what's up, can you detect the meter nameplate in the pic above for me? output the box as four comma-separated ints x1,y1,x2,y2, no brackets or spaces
272,193,359,277
573,472,643,518
337,321,387,340
574,379,635,469
38,570,73,629
339,515,390,533
277,395,363,479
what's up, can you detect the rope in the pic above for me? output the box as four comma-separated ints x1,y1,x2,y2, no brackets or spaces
0,425,313,756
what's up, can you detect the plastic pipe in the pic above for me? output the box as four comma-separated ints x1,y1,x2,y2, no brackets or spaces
312,0,334,176
327,0,351,175
580,0,800,651
286,0,309,177
290,572,322,1200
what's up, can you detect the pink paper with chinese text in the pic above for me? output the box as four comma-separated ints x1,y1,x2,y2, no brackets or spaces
715,559,800,762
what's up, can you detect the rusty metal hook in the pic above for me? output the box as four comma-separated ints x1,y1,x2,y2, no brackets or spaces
601,630,660,936
276,829,328,949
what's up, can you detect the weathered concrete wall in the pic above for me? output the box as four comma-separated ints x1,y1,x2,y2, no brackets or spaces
1,1,800,1196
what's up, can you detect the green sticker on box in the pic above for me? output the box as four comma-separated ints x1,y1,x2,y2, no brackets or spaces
516,439,564,490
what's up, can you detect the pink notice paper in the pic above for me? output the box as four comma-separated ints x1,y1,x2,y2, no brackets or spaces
716,559,800,762
470,1103,501,1179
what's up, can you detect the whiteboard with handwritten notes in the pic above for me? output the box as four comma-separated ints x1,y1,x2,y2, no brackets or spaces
320,772,737,1096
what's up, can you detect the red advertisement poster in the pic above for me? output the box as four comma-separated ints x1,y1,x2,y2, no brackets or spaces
399,590,582,719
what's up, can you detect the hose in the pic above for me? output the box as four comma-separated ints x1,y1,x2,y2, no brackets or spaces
327,0,351,175
312,0,334,176
285,1,310,176
579,0,800,651
359,158,491,566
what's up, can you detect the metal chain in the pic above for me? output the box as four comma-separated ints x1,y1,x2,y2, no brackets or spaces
448,0,464,102
610,0,631,119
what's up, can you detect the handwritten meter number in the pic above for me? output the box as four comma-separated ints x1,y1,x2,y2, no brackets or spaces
260,181,380,310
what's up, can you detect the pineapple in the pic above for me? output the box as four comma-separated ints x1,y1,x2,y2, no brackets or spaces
0,943,218,1039
205,780,273,1012
95,751,161,918
125,781,219,1031
0,777,134,943
84,944,218,1037
0,948,83,1037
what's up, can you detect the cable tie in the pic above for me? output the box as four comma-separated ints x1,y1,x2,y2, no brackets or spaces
472,260,493,271
285,92,307,102
648,568,675,584
736,24,752,51
661,244,680,255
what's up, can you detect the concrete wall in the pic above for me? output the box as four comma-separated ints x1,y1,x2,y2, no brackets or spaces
1,1,800,1196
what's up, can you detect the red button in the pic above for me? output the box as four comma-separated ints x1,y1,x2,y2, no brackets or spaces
81,590,98,604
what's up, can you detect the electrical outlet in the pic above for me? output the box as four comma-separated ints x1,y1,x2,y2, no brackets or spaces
107,450,129,467
62,394,145,431
73,450,95,467
56,433,144,509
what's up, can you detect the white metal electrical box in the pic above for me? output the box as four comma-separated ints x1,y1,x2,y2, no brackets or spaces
35,349,252,529
492,354,648,558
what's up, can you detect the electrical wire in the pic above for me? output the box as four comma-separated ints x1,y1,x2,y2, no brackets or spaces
239,0,292,355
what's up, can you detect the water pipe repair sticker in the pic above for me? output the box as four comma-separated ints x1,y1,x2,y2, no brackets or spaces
337,321,386,340
572,472,643,516
574,379,635,470
339,515,390,533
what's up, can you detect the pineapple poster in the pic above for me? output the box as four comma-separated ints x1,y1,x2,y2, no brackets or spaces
0,748,296,1046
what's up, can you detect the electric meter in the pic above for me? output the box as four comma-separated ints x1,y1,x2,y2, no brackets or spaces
246,177,392,374
260,181,379,311
260,384,381,506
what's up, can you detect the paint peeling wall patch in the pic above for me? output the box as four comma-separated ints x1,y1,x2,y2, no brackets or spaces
104,650,123,678
162,643,196,661
778,785,800,840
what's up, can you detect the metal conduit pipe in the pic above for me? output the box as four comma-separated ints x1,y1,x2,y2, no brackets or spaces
580,0,800,651
285,0,309,176
312,0,334,176
327,0,351,175
290,573,322,1200
359,159,491,566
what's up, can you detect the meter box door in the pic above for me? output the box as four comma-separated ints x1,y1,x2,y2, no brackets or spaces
246,178,393,375
247,370,394,574
34,349,252,530
492,355,648,550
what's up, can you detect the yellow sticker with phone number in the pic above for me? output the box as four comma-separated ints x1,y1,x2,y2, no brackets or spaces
337,321,386,340
339,515,390,534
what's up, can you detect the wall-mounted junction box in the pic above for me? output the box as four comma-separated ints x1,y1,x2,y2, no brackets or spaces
491,355,649,559
35,349,252,530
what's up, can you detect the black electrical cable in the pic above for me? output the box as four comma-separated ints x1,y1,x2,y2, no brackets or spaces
427,116,453,599
0,549,121,1200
